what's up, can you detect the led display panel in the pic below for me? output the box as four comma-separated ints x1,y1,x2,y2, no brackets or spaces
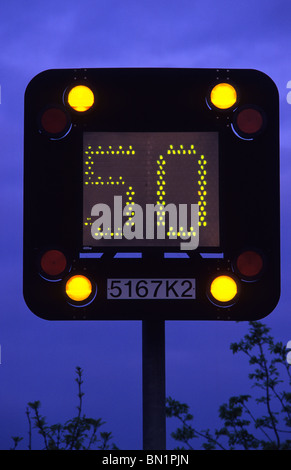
83,132,219,248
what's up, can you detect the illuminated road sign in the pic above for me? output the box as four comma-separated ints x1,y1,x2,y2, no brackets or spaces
23,68,280,320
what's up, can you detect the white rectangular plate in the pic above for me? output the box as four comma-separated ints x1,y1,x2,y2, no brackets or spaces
107,278,196,300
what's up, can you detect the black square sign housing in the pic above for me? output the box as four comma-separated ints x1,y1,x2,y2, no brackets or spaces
23,68,280,321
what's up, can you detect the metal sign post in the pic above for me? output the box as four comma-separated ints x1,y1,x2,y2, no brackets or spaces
142,320,166,450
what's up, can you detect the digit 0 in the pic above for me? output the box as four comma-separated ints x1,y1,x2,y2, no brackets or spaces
156,144,207,237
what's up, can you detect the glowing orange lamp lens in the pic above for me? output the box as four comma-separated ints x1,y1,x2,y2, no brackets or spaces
210,275,238,303
210,83,237,109
67,85,94,112
66,275,92,301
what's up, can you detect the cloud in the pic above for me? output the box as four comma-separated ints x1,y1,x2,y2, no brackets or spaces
1,0,290,73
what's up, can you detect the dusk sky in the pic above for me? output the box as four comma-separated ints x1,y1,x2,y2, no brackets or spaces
0,0,290,450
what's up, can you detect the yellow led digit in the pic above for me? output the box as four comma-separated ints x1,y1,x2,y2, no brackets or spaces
84,144,136,239
158,144,205,238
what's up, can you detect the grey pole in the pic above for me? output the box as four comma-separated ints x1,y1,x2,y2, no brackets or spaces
142,319,166,450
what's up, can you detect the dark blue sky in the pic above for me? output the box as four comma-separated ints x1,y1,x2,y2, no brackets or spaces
0,0,290,450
